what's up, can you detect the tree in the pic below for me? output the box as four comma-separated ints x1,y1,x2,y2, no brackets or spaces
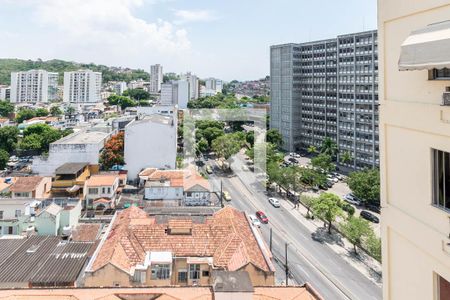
0,126,19,153
340,151,352,164
0,101,13,117
212,133,243,160
35,108,49,117
307,145,317,154
19,134,42,151
311,192,343,234
245,130,254,146
300,195,317,218
0,149,9,169
16,108,36,123
50,106,63,116
65,106,76,116
299,167,327,188
123,88,150,101
347,169,380,205
21,124,62,153
365,234,382,261
311,153,335,173
266,129,283,148
107,95,136,109
320,137,338,159
197,127,224,147
196,138,208,155
340,216,373,254
100,132,125,169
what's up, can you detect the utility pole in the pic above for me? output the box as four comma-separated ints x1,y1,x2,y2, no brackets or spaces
269,228,272,252
285,243,289,286
220,180,224,208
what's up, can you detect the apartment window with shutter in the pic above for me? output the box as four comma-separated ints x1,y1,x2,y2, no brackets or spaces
151,264,170,280
432,149,450,211
429,68,450,80
189,264,200,279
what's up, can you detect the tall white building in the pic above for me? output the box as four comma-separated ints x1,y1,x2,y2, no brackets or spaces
181,72,199,100
10,70,58,103
63,70,102,104
159,80,189,109
205,78,223,93
150,64,163,93
113,81,128,95
160,83,174,106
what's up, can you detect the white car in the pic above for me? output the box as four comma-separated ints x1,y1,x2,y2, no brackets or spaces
249,214,261,227
268,197,281,207
294,153,301,158
344,193,361,206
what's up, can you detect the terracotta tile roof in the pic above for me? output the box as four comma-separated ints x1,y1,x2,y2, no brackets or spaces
138,168,158,177
147,170,184,187
10,176,45,193
0,118,8,123
183,169,210,192
72,224,102,242
89,206,273,275
143,168,210,191
86,175,119,187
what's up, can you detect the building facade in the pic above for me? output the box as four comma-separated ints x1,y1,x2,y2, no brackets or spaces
379,1,450,300
270,30,379,170
0,86,10,101
63,70,102,104
205,78,223,94
181,72,199,100
159,81,189,109
10,70,58,103
150,64,163,93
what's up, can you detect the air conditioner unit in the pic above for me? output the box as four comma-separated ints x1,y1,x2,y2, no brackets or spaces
443,90,450,106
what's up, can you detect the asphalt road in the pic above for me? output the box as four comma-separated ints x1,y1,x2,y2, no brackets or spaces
206,153,382,300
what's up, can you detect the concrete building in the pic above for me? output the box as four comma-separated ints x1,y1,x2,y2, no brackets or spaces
379,1,450,300
84,206,275,287
32,130,111,176
63,70,102,104
181,72,199,100
113,81,127,95
10,70,58,103
84,174,120,209
205,78,223,94
270,30,379,170
124,115,177,180
159,81,189,109
160,83,174,105
0,86,10,101
150,64,163,93
0,199,39,235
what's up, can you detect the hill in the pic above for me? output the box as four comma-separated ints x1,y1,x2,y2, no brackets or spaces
0,58,149,85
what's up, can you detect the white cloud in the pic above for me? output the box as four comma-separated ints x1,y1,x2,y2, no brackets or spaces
173,9,218,24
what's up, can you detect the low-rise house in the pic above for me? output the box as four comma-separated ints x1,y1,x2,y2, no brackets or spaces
9,176,52,199
0,199,39,235
35,200,82,236
84,174,120,209
0,118,10,128
0,236,94,288
84,206,275,287
51,163,91,197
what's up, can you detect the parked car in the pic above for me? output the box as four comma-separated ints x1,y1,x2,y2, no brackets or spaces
248,214,261,227
256,211,269,223
294,153,301,158
366,204,381,214
206,165,213,174
268,197,280,207
289,152,296,157
223,191,231,201
344,193,361,206
288,157,297,163
326,180,334,188
360,210,379,223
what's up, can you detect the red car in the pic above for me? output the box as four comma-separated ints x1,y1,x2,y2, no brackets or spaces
256,211,268,224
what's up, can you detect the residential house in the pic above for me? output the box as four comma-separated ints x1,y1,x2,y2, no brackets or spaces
83,206,275,287
34,200,82,236
0,118,10,128
124,115,177,180
0,199,39,235
51,163,92,197
0,236,94,288
84,174,120,209
0,177,16,194
9,176,52,199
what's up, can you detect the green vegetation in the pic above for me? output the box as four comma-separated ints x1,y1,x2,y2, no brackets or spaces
340,216,373,254
123,88,151,101
0,101,14,117
0,149,9,169
35,108,49,117
16,108,36,123
107,95,137,110
266,128,283,148
320,137,338,159
300,195,317,218
212,132,246,160
19,124,63,153
0,58,149,85
0,126,19,153
311,193,343,234
50,106,63,117
347,169,380,205
311,153,335,173
187,93,268,109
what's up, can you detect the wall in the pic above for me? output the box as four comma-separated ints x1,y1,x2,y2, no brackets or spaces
35,211,59,235
144,186,183,200
59,200,82,234
84,264,132,287
124,119,177,180
34,177,52,198
379,1,450,299
241,264,274,286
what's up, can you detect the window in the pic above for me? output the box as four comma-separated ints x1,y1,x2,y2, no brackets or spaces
437,274,450,300
178,270,187,282
151,264,170,280
429,68,450,80
88,188,98,194
432,149,450,211
15,210,21,218
189,264,200,279
202,270,210,277
8,227,13,234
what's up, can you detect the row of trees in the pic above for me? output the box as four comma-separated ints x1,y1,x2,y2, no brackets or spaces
302,193,381,260
107,89,152,110
187,93,269,110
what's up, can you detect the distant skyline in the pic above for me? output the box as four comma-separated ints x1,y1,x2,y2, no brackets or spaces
0,0,377,81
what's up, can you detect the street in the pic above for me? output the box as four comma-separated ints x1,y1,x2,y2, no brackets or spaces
206,152,382,300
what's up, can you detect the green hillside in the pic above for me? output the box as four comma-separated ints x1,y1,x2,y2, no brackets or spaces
0,58,149,85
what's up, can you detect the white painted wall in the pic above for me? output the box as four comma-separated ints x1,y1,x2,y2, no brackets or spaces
144,186,183,200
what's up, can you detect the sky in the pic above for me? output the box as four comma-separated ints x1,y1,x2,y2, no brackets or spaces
0,0,377,81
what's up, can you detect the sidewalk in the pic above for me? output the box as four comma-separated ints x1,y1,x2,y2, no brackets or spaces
278,196,383,287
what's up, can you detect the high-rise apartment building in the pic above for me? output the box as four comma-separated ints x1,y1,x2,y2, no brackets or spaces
150,64,163,93
181,72,199,100
270,30,378,170
0,86,10,101
205,78,223,93
379,1,450,299
160,80,189,109
10,70,58,103
63,70,102,104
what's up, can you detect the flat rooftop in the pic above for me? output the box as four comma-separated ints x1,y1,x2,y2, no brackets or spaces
54,131,110,145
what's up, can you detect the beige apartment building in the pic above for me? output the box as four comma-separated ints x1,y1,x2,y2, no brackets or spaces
379,1,450,299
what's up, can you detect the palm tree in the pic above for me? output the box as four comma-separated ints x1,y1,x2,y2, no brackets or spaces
307,145,317,154
340,151,352,165
320,137,338,159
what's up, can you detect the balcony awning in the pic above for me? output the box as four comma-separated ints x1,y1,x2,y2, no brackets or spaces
399,21,450,71
66,185,81,193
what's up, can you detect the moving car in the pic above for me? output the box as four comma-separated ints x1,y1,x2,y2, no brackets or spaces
206,165,213,174
360,210,379,223
344,193,361,206
268,197,280,207
248,214,261,227
223,191,231,201
256,211,269,223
